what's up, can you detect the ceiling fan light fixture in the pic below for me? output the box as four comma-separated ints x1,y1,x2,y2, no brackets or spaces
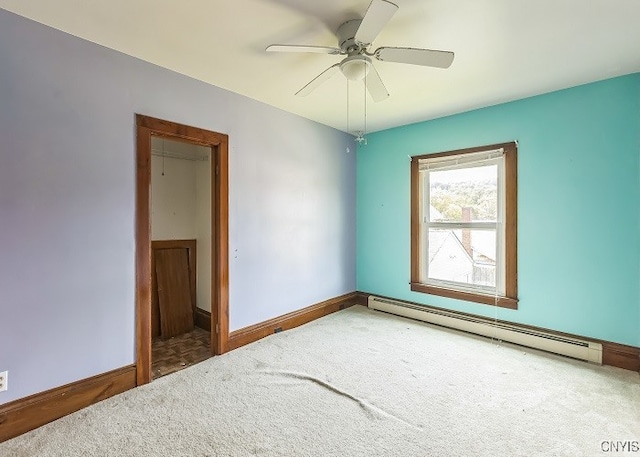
267,0,454,104
340,55,372,81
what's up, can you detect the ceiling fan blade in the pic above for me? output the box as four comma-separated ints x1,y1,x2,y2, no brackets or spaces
365,64,389,102
375,47,454,68
266,44,341,55
354,0,399,45
295,63,341,97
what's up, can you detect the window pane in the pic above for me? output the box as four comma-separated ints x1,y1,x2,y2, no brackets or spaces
429,165,497,223
428,228,496,288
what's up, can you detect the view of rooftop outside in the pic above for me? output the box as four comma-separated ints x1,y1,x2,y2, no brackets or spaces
427,164,498,289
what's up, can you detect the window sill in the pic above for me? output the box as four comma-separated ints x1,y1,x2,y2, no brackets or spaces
410,283,518,310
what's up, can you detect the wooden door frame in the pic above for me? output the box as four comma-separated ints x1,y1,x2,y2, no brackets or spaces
135,114,229,385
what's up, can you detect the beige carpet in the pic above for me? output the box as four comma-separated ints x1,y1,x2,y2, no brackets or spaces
2,306,639,456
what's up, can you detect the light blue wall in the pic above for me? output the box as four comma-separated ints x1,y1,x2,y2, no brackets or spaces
357,74,640,346
0,10,356,404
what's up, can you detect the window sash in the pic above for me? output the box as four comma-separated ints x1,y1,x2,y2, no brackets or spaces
427,277,498,295
420,154,505,295
428,222,497,230
422,227,503,294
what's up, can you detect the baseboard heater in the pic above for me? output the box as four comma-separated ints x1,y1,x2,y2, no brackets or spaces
368,296,602,364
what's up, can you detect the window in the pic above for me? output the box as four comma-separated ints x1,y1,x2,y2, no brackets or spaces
410,142,518,309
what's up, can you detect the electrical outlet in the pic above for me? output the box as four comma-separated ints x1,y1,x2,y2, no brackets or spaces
0,371,7,392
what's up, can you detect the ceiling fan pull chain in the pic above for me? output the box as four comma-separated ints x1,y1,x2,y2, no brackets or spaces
347,80,350,135
364,75,367,139
161,138,166,176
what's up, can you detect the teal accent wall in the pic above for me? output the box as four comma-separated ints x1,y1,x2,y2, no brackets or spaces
357,74,640,346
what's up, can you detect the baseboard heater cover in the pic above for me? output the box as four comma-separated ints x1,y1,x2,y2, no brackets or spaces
368,296,602,364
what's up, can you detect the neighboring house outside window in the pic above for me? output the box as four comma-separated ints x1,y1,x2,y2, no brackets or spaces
410,142,518,309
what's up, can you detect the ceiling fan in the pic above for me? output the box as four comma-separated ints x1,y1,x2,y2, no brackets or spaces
266,0,455,102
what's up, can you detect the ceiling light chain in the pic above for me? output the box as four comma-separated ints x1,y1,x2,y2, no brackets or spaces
161,138,166,176
355,75,367,145
347,80,350,136
364,73,368,140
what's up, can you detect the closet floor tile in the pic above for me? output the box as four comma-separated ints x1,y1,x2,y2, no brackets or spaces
152,327,211,379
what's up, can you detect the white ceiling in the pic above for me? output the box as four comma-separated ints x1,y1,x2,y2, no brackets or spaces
2,0,640,133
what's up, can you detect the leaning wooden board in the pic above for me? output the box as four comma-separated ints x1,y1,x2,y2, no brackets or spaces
155,248,194,339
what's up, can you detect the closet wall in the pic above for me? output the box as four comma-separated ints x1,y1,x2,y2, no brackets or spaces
151,138,211,312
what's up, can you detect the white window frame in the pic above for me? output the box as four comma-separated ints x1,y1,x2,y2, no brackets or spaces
420,155,505,295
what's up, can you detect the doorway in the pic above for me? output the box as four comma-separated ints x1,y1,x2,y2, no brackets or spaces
135,114,229,386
